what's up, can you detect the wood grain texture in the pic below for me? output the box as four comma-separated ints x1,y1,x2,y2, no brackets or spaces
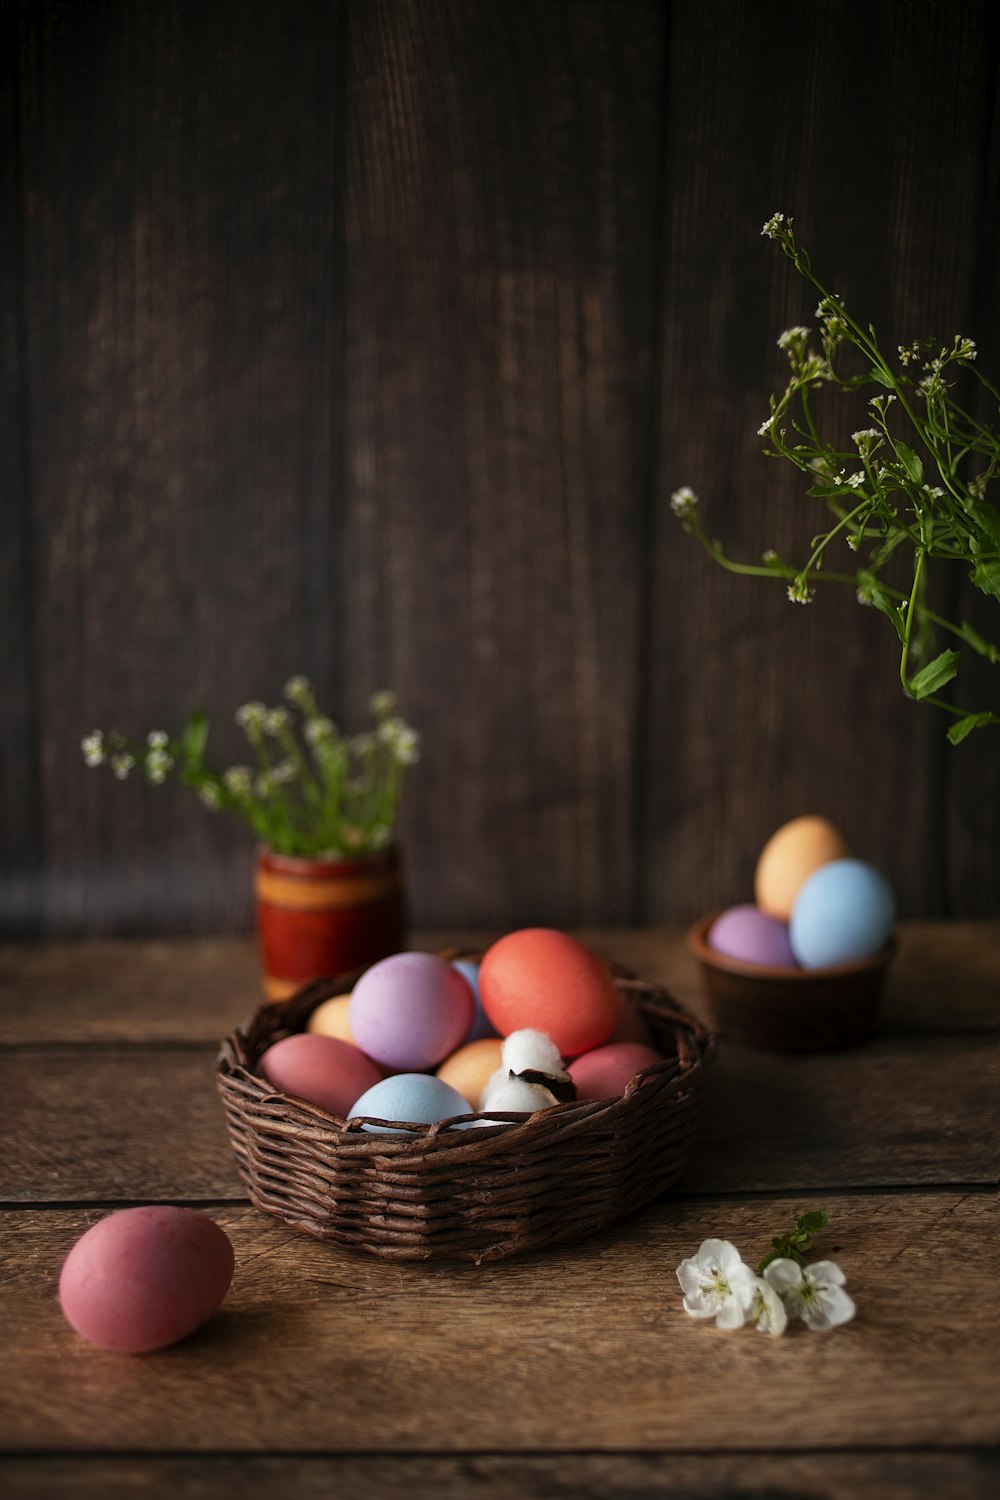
337,0,665,927
15,0,343,936
1,1450,996,1500
2,923,996,1044
4,1031,995,1203
2,1193,994,1451
646,0,997,923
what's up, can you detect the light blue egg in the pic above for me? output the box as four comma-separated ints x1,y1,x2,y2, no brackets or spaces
347,1073,474,1134
789,858,895,969
452,959,499,1042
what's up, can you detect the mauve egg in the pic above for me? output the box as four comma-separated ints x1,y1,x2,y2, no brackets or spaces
478,929,619,1056
789,858,895,968
58,1206,234,1353
349,953,474,1071
258,1032,383,1118
707,905,797,968
348,1073,474,1134
568,1042,665,1101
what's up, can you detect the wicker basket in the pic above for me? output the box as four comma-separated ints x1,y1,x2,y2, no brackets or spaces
215,954,716,1263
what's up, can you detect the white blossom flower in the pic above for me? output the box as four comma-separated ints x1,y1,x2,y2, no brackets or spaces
955,336,977,361
263,707,290,735
284,675,312,704
669,485,699,518
761,212,786,240
857,586,874,605
145,748,174,784
235,701,266,731
223,765,252,796
675,1239,758,1329
369,689,397,717
81,732,106,767
777,325,810,352
787,579,815,604
763,1258,856,1330
750,1276,788,1335
846,471,865,488
304,715,336,745
271,758,295,785
110,752,135,781
391,726,421,766
757,416,773,437
199,783,222,810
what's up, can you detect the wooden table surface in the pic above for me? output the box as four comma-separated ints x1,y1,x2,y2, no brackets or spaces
2,923,998,1499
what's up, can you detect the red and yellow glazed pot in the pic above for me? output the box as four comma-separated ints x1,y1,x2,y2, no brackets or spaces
254,844,406,1001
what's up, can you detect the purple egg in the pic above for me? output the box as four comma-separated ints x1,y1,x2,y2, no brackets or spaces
349,952,475,1071
708,904,797,969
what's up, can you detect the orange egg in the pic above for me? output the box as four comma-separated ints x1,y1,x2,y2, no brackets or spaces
306,993,355,1044
435,1037,504,1109
754,815,850,921
478,929,619,1057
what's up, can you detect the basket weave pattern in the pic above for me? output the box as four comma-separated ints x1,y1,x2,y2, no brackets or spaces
215,958,716,1263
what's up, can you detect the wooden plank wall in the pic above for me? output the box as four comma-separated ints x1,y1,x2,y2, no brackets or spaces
1,0,997,937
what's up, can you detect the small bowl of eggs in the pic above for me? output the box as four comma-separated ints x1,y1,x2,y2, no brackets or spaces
688,815,897,1051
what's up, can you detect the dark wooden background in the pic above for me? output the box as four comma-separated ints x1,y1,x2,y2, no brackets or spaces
2,0,998,938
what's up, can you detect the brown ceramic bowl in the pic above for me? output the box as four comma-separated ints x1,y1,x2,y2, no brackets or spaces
687,911,896,1051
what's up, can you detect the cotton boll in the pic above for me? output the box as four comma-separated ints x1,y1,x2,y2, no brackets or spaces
501,1028,568,1082
480,1074,559,1115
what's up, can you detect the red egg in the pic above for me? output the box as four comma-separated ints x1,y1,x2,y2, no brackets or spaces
478,929,619,1057
568,1042,664,1101
258,1032,383,1118
58,1206,234,1353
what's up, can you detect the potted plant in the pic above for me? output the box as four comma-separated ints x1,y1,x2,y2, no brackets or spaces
81,679,419,998
671,213,999,743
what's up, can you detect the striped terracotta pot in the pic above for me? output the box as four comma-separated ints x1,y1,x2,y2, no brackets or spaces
255,845,407,1001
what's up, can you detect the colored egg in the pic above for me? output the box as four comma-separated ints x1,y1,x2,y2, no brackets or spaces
755,815,850,921
478,929,619,1056
58,1206,234,1353
789,858,895,969
306,993,355,1043
568,1042,665,1101
258,1032,382,1118
348,1073,474,1134
452,959,499,1042
708,904,797,968
435,1037,504,1109
349,952,475,1071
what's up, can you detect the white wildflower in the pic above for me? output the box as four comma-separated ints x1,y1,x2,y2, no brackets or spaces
222,765,252,796
787,579,815,604
777,325,810,352
675,1239,758,1330
955,336,977,361
846,471,865,488
757,416,773,437
750,1276,788,1335
235,701,266,731
763,1258,856,1330
369,689,397,717
669,485,699,519
145,748,174,784
761,212,786,240
857,586,874,605
391,726,421,766
761,548,780,565
199,783,222,810
146,729,169,749
81,731,105,767
304,715,336,746
263,707,290,735
283,675,312,704
110,753,135,781
851,429,881,444
271,758,295,785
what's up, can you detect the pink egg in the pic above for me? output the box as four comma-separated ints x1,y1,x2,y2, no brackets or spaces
58,1206,234,1353
707,904,797,968
258,1032,383,1118
349,952,475,1071
568,1042,665,1101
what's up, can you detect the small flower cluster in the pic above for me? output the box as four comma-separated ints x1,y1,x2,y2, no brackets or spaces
676,1212,855,1336
81,679,420,860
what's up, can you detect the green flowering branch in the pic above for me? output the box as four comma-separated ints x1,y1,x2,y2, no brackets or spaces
81,680,420,858
671,212,1000,744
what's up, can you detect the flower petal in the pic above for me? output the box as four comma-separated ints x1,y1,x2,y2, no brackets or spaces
752,1278,788,1335
802,1286,856,1330
727,1262,761,1310
714,1239,747,1274
682,1294,717,1320
714,1296,748,1331
763,1258,803,1296
806,1259,846,1289
676,1258,706,1297
695,1238,736,1270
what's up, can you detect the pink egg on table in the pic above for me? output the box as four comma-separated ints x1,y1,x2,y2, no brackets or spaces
707,904,797,969
349,952,475,1071
258,1032,383,1118
58,1206,234,1353
568,1042,664,1101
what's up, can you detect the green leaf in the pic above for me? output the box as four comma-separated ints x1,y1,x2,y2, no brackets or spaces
909,649,961,700
973,501,1000,549
959,623,1000,664
971,559,1000,599
895,442,924,484
870,365,895,389
947,712,994,745
181,711,209,767
868,588,907,642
